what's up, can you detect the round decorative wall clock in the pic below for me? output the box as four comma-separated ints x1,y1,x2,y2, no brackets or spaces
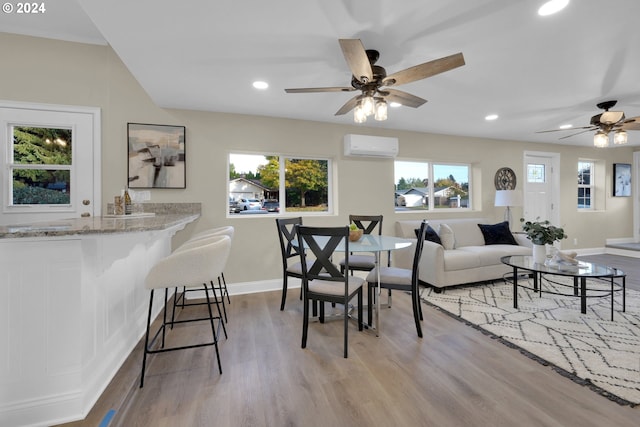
494,167,516,190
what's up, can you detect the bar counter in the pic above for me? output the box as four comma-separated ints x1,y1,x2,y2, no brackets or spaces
0,204,200,426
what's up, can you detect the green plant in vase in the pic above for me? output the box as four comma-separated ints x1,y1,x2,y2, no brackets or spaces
520,218,567,245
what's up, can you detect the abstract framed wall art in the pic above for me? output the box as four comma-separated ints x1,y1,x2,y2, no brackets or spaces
127,123,186,189
613,163,631,197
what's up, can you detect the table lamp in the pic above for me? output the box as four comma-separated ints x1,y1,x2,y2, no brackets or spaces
494,190,523,229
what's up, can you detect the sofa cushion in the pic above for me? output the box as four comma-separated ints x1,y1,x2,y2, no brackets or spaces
446,221,486,248
438,224,455,250
477,221,518,245
443,250,481,271
458,245,531,265
415,225,442,245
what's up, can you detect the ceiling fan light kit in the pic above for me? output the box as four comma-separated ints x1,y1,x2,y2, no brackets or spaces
593,130,609,148
285,38,465,123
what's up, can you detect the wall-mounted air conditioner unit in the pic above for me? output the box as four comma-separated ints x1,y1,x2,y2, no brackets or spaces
343,134,399,158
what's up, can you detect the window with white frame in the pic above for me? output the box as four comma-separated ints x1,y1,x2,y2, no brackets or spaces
577,160,594,209
228,153,331,215
9,126,72,206
394,160,470,211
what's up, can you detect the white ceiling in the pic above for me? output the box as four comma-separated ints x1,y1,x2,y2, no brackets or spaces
2,0,640,147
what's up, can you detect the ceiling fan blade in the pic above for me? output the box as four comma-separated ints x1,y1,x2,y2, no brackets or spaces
338,39,373,84
383,89,427,108
619,116,640,131
536,125,595,134
334,95,362,116
285,86,356,93
558,128,598,139
382,52,465,87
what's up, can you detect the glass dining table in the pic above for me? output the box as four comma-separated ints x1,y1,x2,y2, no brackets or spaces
304,234,412,336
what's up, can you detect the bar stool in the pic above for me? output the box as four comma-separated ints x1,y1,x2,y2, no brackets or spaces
173,226,234,323
140,234,230,388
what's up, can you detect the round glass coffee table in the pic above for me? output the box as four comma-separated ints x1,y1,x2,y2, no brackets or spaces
501,255,626,321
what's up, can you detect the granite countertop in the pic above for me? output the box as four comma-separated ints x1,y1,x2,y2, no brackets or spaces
0,203,201,239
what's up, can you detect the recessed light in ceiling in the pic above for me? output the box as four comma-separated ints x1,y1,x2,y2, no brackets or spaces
538,0,569,16
559,124,572,129
485,114,499,121
389,102,402,108
252,81,269,89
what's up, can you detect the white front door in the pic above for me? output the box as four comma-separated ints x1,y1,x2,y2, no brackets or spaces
0,102,101,224
523,151,560,228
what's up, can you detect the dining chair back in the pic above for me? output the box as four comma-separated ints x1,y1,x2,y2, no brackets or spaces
297,225,364,358
276,217,306,310
366,220,427,337
340,214,385,274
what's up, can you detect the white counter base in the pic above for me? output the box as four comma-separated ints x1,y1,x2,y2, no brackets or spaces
0,221,192,426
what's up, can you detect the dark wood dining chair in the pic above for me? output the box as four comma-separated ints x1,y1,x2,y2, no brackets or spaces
297,225,364,358
366,220,427,337
276,217,306,311
339,214,385,274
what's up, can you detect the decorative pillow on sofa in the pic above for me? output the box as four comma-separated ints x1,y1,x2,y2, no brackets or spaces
415,225,442,245
438,224,455,250
477,221,518,245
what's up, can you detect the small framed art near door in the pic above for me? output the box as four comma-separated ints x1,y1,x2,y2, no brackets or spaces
127,122,186,189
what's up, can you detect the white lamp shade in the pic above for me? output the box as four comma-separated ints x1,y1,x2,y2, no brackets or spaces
494,189,523,207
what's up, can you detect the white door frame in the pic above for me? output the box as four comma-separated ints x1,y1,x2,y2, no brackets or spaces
523,150,561,228
0,100,101,221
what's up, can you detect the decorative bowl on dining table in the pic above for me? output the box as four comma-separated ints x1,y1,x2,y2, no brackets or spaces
349,228,363,242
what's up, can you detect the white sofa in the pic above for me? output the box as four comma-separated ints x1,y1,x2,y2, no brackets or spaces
393,218,532,290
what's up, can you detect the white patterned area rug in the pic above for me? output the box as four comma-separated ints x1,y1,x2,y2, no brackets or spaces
421,280,640,406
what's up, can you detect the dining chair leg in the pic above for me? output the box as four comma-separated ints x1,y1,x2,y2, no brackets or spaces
280,276,288,311
302,297,309,349
412,289,423,338
210,281,228,340
343,297,349,358
358,289,363,331
217,276,228,323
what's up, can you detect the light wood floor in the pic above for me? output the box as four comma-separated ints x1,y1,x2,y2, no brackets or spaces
58,253,640,427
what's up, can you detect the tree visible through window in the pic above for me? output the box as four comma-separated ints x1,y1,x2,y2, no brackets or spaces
229,153,330,215
10,126,72,205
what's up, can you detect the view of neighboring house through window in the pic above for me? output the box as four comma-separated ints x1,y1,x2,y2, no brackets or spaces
10,126,72,205
394,160,470,211
228,153,330,215
577,160,593,209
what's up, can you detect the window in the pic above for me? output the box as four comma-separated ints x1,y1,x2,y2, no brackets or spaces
10,126,72,206
394,160,470,211
228,153,331,215
527,163,545,183
577,160,594,209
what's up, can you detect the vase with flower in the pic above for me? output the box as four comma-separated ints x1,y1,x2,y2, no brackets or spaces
520,218,567,264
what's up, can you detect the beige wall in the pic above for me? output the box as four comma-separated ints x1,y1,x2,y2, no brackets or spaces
1,33,635,283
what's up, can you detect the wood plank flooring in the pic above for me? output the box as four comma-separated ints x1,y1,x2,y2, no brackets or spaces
58,253,640,427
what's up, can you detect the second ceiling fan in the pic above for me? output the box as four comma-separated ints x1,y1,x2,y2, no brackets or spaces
285,39,465,122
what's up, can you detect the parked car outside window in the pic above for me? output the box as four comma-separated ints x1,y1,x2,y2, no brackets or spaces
237,198,261,211
261,199,279,212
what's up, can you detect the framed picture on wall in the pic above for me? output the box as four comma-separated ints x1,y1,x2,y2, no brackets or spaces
613,163,631,197
127,123,186,189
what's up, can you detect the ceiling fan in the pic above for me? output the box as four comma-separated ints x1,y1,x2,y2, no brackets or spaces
537,100,640,147
284,39,465,123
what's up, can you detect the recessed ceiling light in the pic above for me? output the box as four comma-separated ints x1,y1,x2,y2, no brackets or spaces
252,81,269,89
485,114,499,121
389,102,402,108
538,0,569,16
559,124,572,129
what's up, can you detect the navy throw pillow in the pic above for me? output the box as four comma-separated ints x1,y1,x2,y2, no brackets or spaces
477,221,518,245
415,225,442,245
